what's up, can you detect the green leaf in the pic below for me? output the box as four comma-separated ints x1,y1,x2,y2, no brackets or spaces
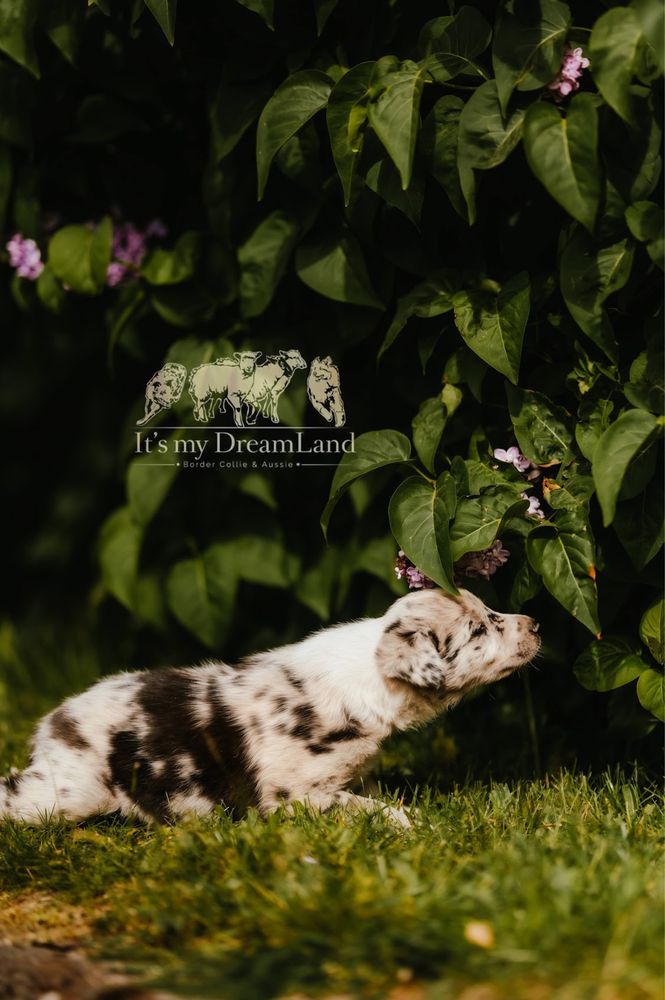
506,385,572,466
365,157,424,228
48,219,112,295
326,62,375,206
235,0,273,29
509,558,542,611
458,80,526,170
166,546,237,648
141,231,202,286
527,511,600,635
640,597,664,664
144,0,177,45
312,0,337,35
321,430,411,537
633,0,664,74
412,397,446,475
256,70,333,199
127,445,180,527
42,0,84,65
589,7,642,123
592,408,660,526
636,669,665,721
450,487,528,561
492,0,571,113
35,265,65,313
237,211,299,318
625,200,664,269
574,636,650,691
367,60,429,189
453,271,530,384
523,95,600,234
560,228,634,362
151,283,216,327
418,6,492,83
420,96,466,219
575,396,614,461
99,507,143,611
210,80,272,163
388,475,457,594
625,339,665,414
0,0,39,77
464,459,526,494
613,483,664,570
295,230,382,308
379,270,458,358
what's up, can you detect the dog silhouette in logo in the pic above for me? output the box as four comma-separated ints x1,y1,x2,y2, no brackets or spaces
245,350,307,424
136,363,187,426
307,356,345,427
188,351,262,426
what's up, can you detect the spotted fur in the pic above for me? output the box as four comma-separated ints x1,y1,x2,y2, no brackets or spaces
0,589,540,826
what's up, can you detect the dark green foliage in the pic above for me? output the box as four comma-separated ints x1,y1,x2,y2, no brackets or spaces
0,0,662,743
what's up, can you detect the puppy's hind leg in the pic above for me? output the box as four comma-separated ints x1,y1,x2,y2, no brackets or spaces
0,744,116,823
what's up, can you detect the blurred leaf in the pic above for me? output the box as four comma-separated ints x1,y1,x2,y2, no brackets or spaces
312,0,337,35
625,201,664,269
640,596,664,664
295,546,339,620
35,265,65,313
99,507,143,611
144,0,177,44
527,510,600,634
296,230,382,308
613,483,664,570
48,219,112,295
574,636,649,691
592,408,660,526
0,0,39,77
453,271,530,384
624,339,665,414
142,232,202,286
589,7,641,123
633,0,664,73
327,61,375,205
450,487,527,560
365,157,424,228
235,0,273,29
388,475,456,593
127,448,180,528
321,430,411,536
636,669,665,721
412,397,446,475
71,94,149,144
506,385,572,465
523,95,600,234
42,0,85,64
560,228,634,362
0,61,33,147
458,80,525,170
256,70,333,198
166,547,236,648
419,7,491,83
379,270,458,359
509,558,542,611
492,0,571,113
151,283,217,327
237,211,299,318
420,96,466,219
210,80,273,163
367,60,428,190
0,143,13,234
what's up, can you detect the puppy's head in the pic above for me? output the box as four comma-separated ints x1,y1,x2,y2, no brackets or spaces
376,588,540,702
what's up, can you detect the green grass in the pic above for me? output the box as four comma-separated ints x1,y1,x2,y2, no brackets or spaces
0,626,663,999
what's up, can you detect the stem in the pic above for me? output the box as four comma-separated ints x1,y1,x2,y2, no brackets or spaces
522,671,542,778
410,462,436,485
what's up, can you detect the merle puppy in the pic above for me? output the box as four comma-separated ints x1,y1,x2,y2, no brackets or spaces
1,589,540,826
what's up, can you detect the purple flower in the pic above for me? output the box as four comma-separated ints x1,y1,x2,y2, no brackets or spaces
395,551,435,590
493,446,531,474
106,218,167,287
455,540,510,580
144,217,168,239
521,492,545,519
547,45,590,99
6,233,44,280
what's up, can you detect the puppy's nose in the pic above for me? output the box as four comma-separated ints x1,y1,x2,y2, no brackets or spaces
529,620,540,634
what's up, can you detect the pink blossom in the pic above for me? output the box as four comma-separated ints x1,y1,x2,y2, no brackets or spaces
521,492,545,519
455,540,510,580
395,551,435,590
106,217,167,287
493,446,531,473
547,45,590,99
6,233,44,280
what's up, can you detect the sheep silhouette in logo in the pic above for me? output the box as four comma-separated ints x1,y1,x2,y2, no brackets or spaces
136,363,187,426
244,350,307,424
307,356,345,427
188,351,263,425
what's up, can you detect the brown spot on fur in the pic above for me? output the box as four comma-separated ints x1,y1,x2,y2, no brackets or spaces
50,709,90,750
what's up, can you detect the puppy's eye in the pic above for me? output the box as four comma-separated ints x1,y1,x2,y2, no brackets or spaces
469,622,488,639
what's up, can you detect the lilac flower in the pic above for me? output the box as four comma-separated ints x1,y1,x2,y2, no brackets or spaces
521,492,545,519
6,233,44,280
493,446,531,474
547,45,590,99
144,218,168,239
106,218,167,286
395,551,435,590
455,540,510,580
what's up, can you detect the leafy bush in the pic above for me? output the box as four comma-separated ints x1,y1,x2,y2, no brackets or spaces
1,0,662,741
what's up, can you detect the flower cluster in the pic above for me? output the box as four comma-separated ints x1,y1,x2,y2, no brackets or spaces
6,234,44,280
547,45,590,99
454,540,511,580
395,551,436,590
106,218,167,287
493,445,531,473
521,492,545,519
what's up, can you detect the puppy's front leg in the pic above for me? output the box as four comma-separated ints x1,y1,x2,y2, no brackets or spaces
276,790,411,829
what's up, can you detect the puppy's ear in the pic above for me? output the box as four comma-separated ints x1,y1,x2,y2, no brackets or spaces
376,621,447,690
